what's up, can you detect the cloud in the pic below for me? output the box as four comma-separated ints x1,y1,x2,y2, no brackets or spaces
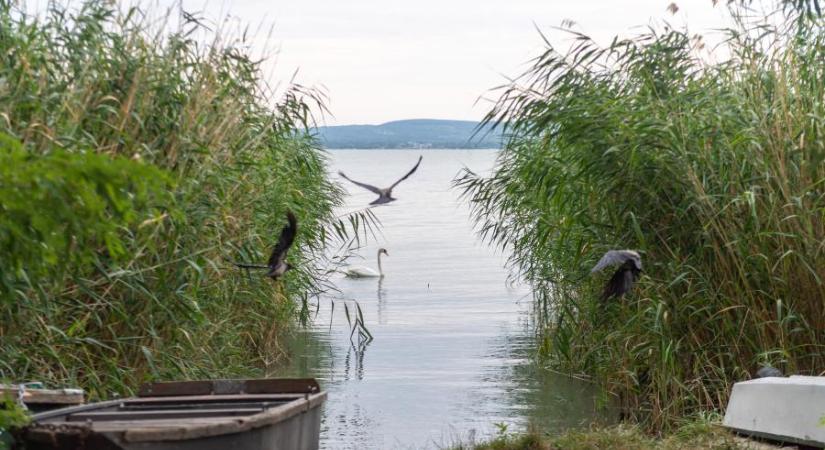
153,0,732,124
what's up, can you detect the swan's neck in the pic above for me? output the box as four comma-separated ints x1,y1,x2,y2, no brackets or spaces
377,251,384,276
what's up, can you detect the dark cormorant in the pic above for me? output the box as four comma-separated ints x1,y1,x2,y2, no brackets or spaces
234,211,297,280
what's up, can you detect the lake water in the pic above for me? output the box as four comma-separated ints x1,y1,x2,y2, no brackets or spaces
275,149,608,449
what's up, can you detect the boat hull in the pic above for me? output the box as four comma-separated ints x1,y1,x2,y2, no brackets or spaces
18,379,325,450
723,375,825,447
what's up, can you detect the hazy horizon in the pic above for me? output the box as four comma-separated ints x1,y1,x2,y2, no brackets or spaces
123,1,737,125
319,118,478,127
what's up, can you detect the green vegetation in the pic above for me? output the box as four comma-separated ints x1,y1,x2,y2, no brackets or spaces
450,422,761,450
452,431,549,450
0,0,362,401
0,396,29,450
457,1,825,432
0,134,172,295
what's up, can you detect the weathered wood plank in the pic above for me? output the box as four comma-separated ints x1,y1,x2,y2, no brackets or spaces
137,378,320,397
124,393,300,404
0,384,84,405
68,407,264,421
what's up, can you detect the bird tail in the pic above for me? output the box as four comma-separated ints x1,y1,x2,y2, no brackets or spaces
601,269,631,302
234,263,270,269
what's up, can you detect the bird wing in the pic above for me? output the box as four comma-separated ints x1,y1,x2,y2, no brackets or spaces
268,211,297,268
591,250,640,273
601,268,636,301
339,171,383,195
388,155,423,190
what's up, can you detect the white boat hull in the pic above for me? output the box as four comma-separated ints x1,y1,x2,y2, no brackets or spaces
723,375,825,447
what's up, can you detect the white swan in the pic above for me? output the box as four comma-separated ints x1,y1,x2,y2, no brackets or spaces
344,248,388,278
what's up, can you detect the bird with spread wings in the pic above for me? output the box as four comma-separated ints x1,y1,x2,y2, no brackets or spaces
591,250,642,301
338,155,423,205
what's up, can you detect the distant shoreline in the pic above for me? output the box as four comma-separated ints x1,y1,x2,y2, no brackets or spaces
314,119,503,150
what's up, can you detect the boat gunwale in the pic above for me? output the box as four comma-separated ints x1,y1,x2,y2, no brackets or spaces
123,391,327,442
25,388,327,443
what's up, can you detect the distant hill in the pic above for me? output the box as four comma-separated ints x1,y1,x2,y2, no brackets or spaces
314,119,502,149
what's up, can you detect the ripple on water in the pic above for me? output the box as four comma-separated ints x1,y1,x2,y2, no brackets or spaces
274,149,611,449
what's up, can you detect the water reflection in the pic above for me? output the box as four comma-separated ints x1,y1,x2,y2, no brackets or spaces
272,150,612,449
343,345,367,381
377,278,387,325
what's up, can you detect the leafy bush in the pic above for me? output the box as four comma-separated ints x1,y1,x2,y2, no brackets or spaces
0,395,29,450
0,133,171,300
0,0,360,398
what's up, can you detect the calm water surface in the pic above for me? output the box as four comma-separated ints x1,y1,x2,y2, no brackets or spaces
275,149,607,449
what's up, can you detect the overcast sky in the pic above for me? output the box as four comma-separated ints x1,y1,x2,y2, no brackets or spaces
146,0,734,125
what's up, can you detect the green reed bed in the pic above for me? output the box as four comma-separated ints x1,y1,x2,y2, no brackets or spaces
0,0,359,400
457,3,825,431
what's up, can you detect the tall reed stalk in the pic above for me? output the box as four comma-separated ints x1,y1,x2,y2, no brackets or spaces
458,3,825,430
0,0,366,399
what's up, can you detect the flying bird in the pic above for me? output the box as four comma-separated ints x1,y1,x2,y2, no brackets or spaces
591,250,642,301
234,211,297,280
338,155,423,205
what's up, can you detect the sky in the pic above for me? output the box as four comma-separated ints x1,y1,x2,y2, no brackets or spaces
145,0,735,125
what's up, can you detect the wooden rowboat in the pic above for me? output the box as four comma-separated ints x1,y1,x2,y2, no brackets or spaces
18,378,326,450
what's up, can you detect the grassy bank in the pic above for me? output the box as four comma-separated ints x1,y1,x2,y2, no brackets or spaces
0,0,355,401
449,420,775,450
457,2,825,431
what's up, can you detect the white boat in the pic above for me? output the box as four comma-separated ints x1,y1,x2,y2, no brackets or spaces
723,375,825,447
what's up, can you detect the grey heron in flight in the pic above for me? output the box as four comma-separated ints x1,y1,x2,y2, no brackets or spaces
234,211,297,280
591,250,642,301
338,155,423,205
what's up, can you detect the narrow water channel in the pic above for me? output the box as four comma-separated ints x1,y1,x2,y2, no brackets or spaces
276,149,607,449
